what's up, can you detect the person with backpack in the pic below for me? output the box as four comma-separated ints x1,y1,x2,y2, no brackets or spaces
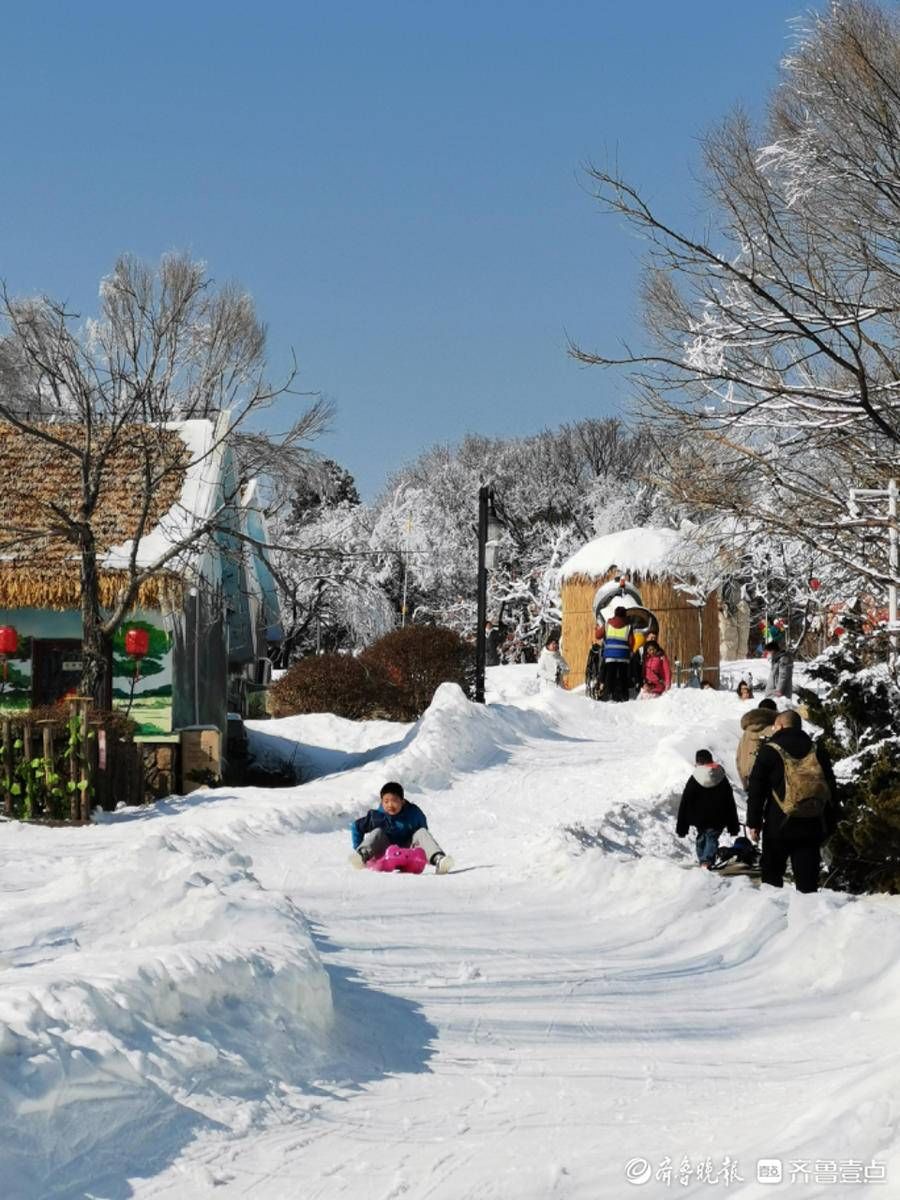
747,709,839,893
735,697,777,789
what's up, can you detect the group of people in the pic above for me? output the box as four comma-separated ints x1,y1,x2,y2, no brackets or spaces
676,680,838,892
540,607,674,703
351,638,834,894
540,619,795,706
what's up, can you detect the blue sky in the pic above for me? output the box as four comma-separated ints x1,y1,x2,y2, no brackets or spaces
0,2,812,497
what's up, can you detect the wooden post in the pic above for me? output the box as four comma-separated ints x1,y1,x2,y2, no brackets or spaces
90,721,105,812
38,720,55,820
2,716,12,817
78,698,92,823
22,720,33,820
68,700,79,822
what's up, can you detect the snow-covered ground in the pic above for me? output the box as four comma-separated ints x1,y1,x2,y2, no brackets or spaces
1,667,898,1199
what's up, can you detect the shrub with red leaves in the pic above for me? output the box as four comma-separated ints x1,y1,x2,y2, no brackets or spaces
360,625,472,719
269,653,398,720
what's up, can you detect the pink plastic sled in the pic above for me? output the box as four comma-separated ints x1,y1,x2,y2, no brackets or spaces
366,844,428,874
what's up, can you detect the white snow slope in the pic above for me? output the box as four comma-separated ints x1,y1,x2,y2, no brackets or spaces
1,668,898,1199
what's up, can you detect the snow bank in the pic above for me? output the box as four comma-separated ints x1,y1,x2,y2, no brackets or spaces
0,823,333,1200
387,682,558,792
246,710,412,781
559,525,686,580
247,677,553,798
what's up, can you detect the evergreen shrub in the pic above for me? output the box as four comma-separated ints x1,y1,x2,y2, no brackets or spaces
799,631,900,893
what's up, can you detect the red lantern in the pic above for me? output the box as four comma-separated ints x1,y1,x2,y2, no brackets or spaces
0,625,17,684
124,627,150,659
809,578,821,591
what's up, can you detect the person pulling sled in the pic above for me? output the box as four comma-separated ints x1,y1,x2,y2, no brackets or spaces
676,749,740,868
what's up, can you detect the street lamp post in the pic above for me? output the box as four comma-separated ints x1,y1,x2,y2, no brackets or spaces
474,484,503,704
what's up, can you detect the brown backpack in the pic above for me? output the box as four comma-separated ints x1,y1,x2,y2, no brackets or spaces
769,744,832,819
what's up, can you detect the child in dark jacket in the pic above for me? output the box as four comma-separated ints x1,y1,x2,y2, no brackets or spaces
676,749,740,867
349,781,453,874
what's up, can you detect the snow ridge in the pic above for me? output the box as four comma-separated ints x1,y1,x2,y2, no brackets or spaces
0,826,333,1200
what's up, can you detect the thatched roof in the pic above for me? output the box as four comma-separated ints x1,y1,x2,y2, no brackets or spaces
560,526,689,583
0,421,191,610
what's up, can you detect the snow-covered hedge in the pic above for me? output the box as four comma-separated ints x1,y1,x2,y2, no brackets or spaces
799,632,900,894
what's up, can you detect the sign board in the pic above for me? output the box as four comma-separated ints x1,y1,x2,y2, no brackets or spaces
62,661,83,672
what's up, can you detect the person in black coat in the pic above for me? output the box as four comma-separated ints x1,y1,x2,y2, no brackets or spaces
747,709,839,893
676,749,740,867
585,642,604,700
484,621,503,667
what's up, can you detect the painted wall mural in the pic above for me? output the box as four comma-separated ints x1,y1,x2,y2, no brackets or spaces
111,618,173,734
0,609,173,735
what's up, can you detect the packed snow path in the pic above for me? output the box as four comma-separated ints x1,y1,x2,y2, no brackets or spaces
1,669,898,1198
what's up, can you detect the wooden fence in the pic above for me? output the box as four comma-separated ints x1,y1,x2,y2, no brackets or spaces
0,698,144,824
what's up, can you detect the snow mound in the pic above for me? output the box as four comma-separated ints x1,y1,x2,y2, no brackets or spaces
0,825,333,1200
387,682,557,792
246,681,562,802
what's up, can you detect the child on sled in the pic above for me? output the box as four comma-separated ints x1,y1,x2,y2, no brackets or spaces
349,781,453,874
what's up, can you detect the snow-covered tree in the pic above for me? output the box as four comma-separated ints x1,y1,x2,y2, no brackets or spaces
572,0,900,610
365,419,682,652
267,463,394,659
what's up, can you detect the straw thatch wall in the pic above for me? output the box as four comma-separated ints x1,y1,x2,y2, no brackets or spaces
561,571,720,689
0,568,184,612
0,422,189,611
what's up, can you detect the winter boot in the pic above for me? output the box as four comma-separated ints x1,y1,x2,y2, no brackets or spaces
431,852,453,875
349,848,371,869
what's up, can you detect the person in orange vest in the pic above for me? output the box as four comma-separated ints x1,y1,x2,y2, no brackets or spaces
599,606,635,702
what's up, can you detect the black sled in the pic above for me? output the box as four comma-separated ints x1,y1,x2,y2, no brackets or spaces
708,835,760,877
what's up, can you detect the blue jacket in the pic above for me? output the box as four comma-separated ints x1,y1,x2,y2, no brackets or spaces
351,801,428,849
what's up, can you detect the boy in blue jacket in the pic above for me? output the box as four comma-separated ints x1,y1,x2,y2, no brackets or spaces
349,781,453,874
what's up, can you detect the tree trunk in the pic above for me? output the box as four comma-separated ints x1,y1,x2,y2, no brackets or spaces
80,535,111,708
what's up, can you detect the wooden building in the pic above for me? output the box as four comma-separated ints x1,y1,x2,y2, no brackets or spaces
0,415,281,743
559,527,720,689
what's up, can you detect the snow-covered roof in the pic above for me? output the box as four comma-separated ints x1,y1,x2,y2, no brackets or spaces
560,526,687,581
103,414,229,573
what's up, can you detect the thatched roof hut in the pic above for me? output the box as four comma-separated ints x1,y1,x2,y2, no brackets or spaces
560,526,720,689
0,422,193,610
